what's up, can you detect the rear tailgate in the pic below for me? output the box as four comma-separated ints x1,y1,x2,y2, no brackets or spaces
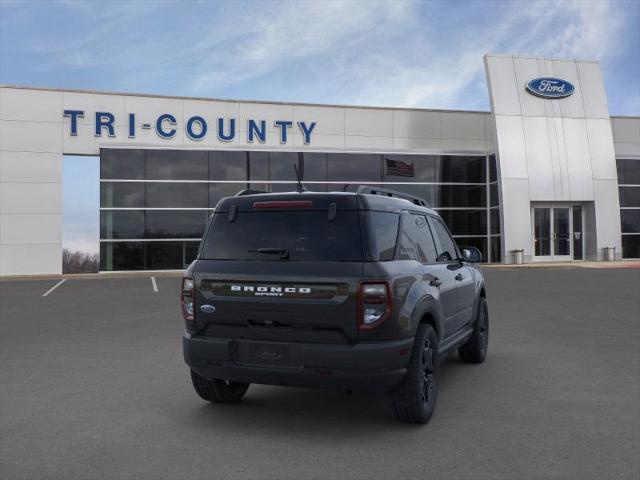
194,260,362,344
194,195,364,344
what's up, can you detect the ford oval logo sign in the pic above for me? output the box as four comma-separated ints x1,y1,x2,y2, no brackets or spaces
526,77,575,99
200,304,216,314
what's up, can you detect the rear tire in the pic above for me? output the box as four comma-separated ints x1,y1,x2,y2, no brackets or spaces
389,324,439,424
190,370,249,403
458,296,489,364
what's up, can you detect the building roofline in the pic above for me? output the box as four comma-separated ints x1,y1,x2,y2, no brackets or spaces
0,83,491,115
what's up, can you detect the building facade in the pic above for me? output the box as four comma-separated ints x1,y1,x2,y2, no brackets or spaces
1,54,639,275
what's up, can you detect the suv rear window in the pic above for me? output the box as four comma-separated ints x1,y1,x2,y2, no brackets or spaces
201,211,363,261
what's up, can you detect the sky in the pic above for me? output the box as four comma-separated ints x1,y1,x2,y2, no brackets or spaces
1,0,639,253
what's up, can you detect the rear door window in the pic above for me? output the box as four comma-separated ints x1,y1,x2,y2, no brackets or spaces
201,210,362,261
398,213,438,263
429,216,459,262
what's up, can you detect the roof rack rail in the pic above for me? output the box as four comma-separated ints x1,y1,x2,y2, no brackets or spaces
356,185,430,208
235,189,267,196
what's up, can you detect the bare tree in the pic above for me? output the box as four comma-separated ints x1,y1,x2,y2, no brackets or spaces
62,249,99,274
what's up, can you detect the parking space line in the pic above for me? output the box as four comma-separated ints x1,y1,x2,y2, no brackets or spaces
151,276,158,292
42,279,66,297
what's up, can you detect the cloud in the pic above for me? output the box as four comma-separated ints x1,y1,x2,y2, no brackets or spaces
2,0,637,113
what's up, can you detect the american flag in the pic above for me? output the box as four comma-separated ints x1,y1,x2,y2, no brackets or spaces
385,158,415,177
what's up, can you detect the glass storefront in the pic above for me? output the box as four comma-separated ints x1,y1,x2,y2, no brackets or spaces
100,149,502,270
617,158,640,258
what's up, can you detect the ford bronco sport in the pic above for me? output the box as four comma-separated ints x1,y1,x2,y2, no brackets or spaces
182,186,488,423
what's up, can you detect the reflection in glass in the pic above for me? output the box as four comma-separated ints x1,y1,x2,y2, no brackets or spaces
100,183,144,208
146,183,208,208
622,235,640,258
327,154,381,182
146,150,208,180
100,149,145,179
534,208,551,256
553,208,570,256
619,187,640,207
621,210,640,233
100,242,144,270
209,151,248,181
616,158,640,185
437,210,487,236
145,210,208,238
100,211,145,239
572,206,583,260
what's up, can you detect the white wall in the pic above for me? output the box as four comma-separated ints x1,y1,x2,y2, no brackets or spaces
484,54,622,262
0,85,492,275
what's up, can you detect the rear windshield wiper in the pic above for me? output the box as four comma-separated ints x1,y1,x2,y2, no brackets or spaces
248,247,290,260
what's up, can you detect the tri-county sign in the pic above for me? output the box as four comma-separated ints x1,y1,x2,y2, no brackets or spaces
62,110,317,144
525,77,575,99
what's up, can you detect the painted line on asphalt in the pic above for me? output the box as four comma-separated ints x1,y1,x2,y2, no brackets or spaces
42,279,66,297
151,276,158,292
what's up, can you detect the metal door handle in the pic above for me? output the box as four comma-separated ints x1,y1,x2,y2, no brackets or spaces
430,277,442,287
455,273,464,281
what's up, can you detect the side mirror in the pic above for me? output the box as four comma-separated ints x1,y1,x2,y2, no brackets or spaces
462,246,483,263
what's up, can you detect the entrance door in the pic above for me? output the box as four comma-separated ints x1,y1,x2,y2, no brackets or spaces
533,205,582,262
552,207,572,261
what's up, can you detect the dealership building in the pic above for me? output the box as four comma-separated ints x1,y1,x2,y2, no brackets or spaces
1,54,639,275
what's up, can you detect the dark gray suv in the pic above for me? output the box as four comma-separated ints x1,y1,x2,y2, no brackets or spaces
182,186,488,423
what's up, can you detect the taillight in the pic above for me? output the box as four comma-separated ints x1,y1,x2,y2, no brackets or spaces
181,277,195,322
358,282,392,330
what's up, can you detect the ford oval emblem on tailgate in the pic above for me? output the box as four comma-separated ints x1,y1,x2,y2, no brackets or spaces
200,304,216,314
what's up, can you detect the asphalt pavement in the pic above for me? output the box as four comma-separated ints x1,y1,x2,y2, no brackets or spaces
1,267,639,480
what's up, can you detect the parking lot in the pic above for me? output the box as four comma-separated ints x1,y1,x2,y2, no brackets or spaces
1,267,639,480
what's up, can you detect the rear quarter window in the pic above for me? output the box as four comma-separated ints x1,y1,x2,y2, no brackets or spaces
361,211,400,261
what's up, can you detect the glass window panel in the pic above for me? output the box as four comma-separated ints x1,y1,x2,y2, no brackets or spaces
383,154,438,182
269,152,300,181
100,242,145,270
327,153,381,182
428,184,486,208
622,235,640,258
429,217,459,261
209,151,248,181
490,209,501,234
146,150,208,180
455,236,488,263
489,154,497,182
249,151,269,181
100,182,145,208
302,153,327,181
100,211,145,239
209,183,250,207
100,149,145,179
185,241,201,266
146,242,184,270
619,186,640,207
436,210,487,236
490,183,499,206
405,214,438,263
362,211,399,261
146,183,208,208
145,210,208,238
268,182,300,193
621,210,640,233
201,211,362,261
617,159,640,185
437,155,486,183
490,236,501,263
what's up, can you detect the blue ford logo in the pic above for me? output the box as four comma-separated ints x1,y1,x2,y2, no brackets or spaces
200,304,216,314
526,77,575,99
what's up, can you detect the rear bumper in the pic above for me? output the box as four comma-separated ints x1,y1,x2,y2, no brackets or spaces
183,333,414,393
